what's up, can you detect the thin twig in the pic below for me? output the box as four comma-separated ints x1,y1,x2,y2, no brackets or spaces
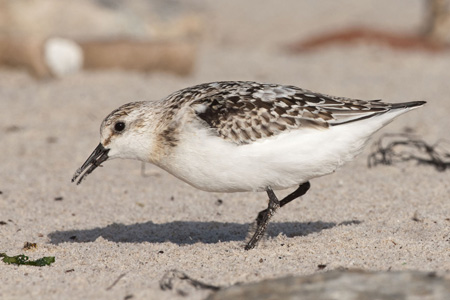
106,273,127,291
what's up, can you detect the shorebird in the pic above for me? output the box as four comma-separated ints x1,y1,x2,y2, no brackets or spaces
72,81,425,250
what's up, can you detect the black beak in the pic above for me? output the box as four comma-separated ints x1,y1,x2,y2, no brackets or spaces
72,143,110,185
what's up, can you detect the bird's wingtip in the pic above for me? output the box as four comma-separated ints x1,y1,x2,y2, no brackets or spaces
391,100,426,110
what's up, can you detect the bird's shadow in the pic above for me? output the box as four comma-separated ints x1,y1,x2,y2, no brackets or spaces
48,220,361,245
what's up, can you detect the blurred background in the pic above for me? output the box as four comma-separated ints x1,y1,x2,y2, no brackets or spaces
1,0,449,79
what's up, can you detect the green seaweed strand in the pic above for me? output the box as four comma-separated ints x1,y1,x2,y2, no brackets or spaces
0,253,55,266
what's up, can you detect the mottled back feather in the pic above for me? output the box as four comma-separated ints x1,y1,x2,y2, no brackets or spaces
161,81,396,145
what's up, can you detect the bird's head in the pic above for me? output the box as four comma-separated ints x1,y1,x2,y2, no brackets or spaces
72,101,158,185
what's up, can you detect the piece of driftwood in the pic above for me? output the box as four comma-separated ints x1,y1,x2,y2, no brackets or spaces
207,270,450,300
0,36,52,78
368,133,450,171
0,36,197,78
79,39,196,76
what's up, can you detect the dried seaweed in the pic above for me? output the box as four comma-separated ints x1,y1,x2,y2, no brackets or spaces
0,253,55,266
368,133,450,171
160,269,220,296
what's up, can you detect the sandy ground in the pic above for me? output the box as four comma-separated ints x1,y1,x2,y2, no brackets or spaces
1,1,449,299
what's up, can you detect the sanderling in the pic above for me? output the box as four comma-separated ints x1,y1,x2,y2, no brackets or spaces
72,81,425,250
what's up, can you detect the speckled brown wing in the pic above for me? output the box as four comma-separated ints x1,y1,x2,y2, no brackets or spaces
187,81,391,145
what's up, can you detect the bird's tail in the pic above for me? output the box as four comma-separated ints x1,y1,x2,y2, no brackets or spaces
390,101,426,110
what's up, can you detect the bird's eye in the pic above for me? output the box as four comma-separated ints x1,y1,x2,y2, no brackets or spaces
114,121,126,132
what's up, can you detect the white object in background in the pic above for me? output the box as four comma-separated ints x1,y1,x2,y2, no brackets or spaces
44,37,83,77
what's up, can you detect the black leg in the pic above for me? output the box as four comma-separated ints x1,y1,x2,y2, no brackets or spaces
279,181,310,208
245,181,311,250
255,181,311,227
245,187,280,250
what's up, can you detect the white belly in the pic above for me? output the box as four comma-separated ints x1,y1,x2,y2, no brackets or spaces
156,111,403,192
